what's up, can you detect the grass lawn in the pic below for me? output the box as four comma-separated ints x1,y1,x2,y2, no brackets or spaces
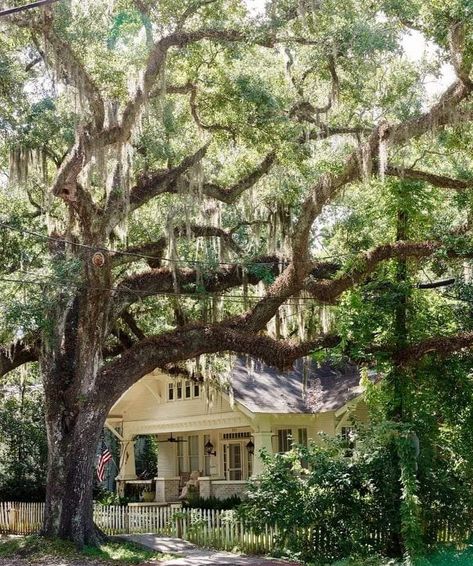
0,535,173,564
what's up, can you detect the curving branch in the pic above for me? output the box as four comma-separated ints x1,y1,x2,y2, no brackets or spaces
111,255,280,318
449,22,472,88
175,225,242,254
126,148,275,218
385,165,473,190
395,332,473,365
111,238,167,268
302,125,372,142
304,240,473,304
176,0,219,31
293,82,473,267
189,84,236,137
202,152,277,204
34,13,105,129
48,27,275,208
111,224,241,268
97,324,339,400
0,341,39,378
127,144,210,214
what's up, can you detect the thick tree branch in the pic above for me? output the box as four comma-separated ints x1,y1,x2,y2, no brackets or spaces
111,224,241,268
111,255,280,318
127,144,209,214
304,240,473,304
176,0,219,31
175,225,242,254
449,22,472,88
121,310,146,341
126,149,275,221
34,14,105,129
301,125,372,142
0,341,39,378
395,332,473,365
111,238,167,268
98,324,339,400
385,165,473,190
49,27,274,209
202,152,276,204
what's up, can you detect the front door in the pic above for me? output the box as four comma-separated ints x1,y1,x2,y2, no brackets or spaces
223,442,243,480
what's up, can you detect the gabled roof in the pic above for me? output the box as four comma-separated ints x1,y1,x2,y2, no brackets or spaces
229,356,366,414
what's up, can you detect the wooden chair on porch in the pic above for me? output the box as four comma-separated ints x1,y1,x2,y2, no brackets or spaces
179,471,200,500
179,472,191,494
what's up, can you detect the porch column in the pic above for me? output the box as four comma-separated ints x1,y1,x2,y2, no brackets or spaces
252,431,273,476
117,439,136,480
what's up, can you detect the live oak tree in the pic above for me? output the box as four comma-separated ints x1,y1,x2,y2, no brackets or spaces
0,0,473,548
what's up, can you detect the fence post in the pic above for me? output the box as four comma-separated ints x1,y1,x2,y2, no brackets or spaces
124,505,130,534
8,505,18,533
170,503,182,538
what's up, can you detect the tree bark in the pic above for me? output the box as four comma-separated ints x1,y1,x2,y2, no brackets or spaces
42,394,107,546
39,257,114,547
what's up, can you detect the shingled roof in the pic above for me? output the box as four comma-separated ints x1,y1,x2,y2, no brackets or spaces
229,356,367,414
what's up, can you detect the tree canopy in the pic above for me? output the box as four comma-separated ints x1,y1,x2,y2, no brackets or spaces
0,0,472,550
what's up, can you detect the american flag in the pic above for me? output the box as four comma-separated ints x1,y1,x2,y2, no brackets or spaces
97,448,112,482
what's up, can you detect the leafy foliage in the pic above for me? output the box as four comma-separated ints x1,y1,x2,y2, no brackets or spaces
0,372,47,502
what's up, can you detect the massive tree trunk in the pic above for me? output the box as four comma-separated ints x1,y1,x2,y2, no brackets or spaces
42,396,107,546
39,260,114,546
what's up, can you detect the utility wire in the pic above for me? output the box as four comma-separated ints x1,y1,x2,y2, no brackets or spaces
0,0,62,18
0,221,353,266
0,273,321,305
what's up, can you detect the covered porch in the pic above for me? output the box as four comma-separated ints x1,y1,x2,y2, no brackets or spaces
110,406,274,504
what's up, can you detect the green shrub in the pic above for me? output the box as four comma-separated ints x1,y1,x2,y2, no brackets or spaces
183,494,242,510
238,426,473,564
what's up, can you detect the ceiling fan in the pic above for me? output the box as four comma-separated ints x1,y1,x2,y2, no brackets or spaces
156,433,187,443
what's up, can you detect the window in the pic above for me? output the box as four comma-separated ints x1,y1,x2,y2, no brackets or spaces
168,380,200,401
298,428,308,446
298,428,308,468
188,435,200,472
185,380,192,399
203,435,211,476
341,427,354,442
177,437,186,474
277,429,293,453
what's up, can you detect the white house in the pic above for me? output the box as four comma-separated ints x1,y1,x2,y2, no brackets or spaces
106,357,370,503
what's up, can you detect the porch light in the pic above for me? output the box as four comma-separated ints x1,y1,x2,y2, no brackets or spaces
246,440,255,455
205,440,216,456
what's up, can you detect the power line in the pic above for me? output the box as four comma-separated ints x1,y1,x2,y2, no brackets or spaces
0,273,321,305
0,221,350,266
0,0,62,18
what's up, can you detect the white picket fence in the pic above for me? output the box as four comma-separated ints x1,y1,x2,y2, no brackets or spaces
0,502,277,553
1,501,469,556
